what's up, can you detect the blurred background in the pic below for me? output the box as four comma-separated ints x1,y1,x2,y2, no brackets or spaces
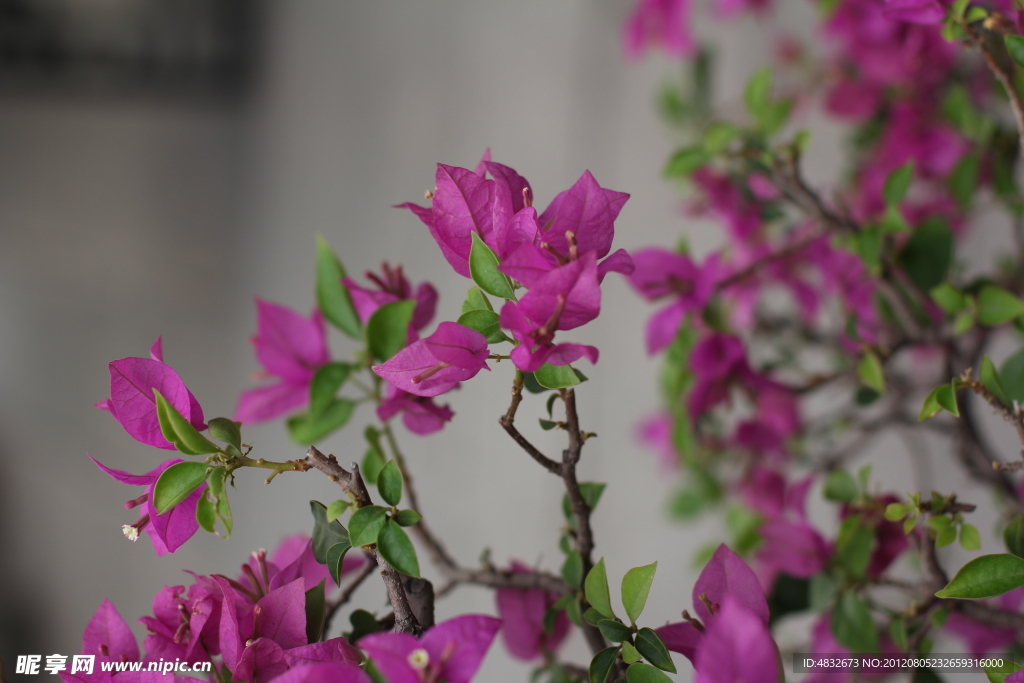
0,1,1013,681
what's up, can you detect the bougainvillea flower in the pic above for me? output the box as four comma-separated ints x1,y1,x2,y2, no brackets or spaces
264,663,370,683
139,581,221,664
252,534,363,593
692,168,763,244
535,171,630,262
343,263,438,332
218,577,310,682
629,249,723,353
693,597,780,683
495,561,571,661
756,517,830,578
90,456,203,555
657,544,768,663
234,299,330,424
373,322,489,397
881,0,945,24
622,0,696,59
60,599,147,683
96,338,206,450
638,412,681,470
377,384,455,435
359,614,502,683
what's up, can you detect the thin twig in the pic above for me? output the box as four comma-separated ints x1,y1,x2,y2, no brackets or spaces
498,371,563,475
967,24,1024,158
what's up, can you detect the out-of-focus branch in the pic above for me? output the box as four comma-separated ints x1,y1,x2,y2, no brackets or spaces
966,24,1024,158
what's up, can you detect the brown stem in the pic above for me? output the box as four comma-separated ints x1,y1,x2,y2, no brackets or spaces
498,371,563,475
967,24,1024,158
305,446,421,635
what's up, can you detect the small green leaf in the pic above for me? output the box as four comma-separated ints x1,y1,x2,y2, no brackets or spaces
585,558,615,619
457,309,505,343
987,660,1023,683
977,286,1024,327
597,619,633,642
1006,35,1024,69
930,283,967,314
367,300,416,362
625,663,673,683
583,607,604,627
349,505,388,547
535,363,583,389
664,147,710,178
953,309,976,335
885,503,910,522
469,232,514,299
703,122,740,153
315,236,361,338
309,500,350,564
830,592,879,653
857,352,886,394
884,161,914,206
919,383,959,421
1004,515,1024,558
153,462,208,514
287,398,357,444
207,467,231,536
1001,348,1024,404
744,67,772,116
824,470,859,503
890,617,908,652
377,460,403,506
539,419,558,431
562,550,584,588
563,482,607,527
310,362,352,415
960,523,981,551
835,515,875,578
154,391,219,456
981,356,1011,407
589,647,620,683
196,493,216,532
948,153,980,208
362,427,386,485
935,553,1024,599
326,500,348,523
809,573,838,613
304,579,327,643
327,541,352,585
461,286,494,314
621,562,658,624
394,509,422,527
634,628,676,673
207,417,242,451
377,519,420,577
621,641,642,665
898,218,953,291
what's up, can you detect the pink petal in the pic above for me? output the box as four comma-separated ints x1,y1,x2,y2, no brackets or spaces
692,544,769,627
546,343,599,366
694,598,780,683
518,252,601,332
234,637,288,683
284,638,363,667
82,599,140,662
89,455,166,486
149,337,164,362
256,579,307,650
429,164,496,277
234,382,309,424
358,632,421,683
373,340,480,397
423,615,503,683
538,170,628,260
253,299,329,384
500,241,558,289
147,484,204,555
645,302,686,355
597,248,635,282
266,663,371,683
106,358,203,449
656,621,702,663
423,322,490,370
496,562,570,661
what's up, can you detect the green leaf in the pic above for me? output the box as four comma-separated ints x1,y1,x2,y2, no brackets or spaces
585,558,615,619
809,573,838,613
457,309,505,343
759,99,792,136
326,500,348,523
621,641,642,665
362,427,386,485
367,300,416,362
469,232,514,299
977,286,1024,327
539,419,558,431
310,363,352,415
287,399,357,444
830,592,879,653
153,462,208,514
930,283,967,314
597,619,633,642
1000,348,1024,404
935,554,1024,599
1007,35,1024,69
625,663,673,683
852,226,883,273
154,391,219,456
563,482,607,526
316,236,361,339
898,218,953,291
824,470,859,503
634,628,676,673
535,363,583,389
919,383,959,421
960,523,982,551
930,516,957,547
196,493,216,532
378,518,420,577
327,541,352,586
304,579,326,644
621,562,658,624
981,356,1011,407
664,147,710,178
744,67,772,117
349,505,388,547
1004,515,1024,558
987,660,1023,683
562,550,583,588
207,417,242,451
589,647,620,683
377,460,404,507
206,467,231,536
703,122,740,153
857,352,885,394
835,515,875,577
890,617,908,652
309,500,350,564
948,153,980,208
885,503,911,522
461,286,494,314
884,162,914,206
394,509,422,527
583,608,605,627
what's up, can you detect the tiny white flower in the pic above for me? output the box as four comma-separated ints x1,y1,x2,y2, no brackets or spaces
407,648,430,670
122,524,140,542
